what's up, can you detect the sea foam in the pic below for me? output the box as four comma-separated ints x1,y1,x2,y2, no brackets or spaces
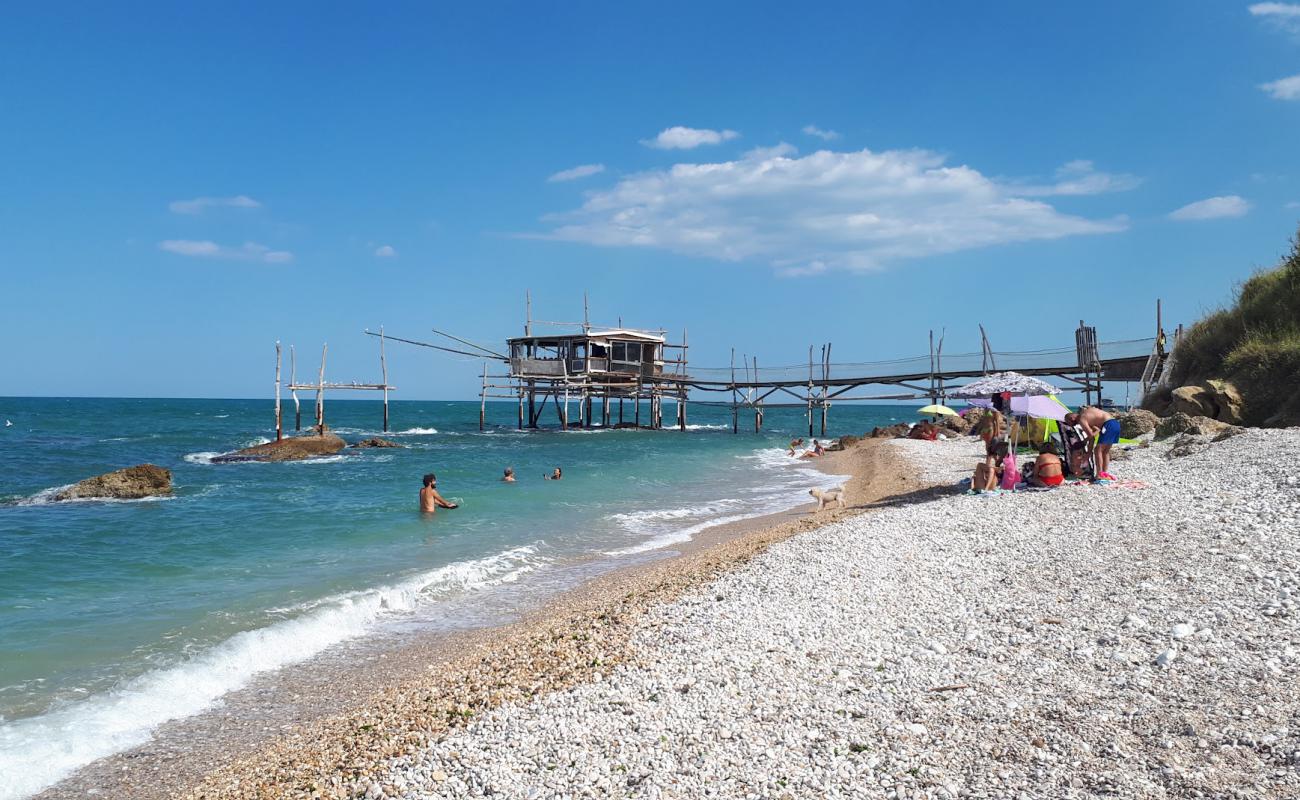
0,544,546,800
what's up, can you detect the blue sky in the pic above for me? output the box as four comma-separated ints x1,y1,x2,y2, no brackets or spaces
2,1,1299,400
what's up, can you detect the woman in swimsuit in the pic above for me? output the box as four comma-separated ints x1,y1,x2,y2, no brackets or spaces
1031,441,1064,487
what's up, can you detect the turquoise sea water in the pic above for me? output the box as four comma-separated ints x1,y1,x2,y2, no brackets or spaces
0,397,908,798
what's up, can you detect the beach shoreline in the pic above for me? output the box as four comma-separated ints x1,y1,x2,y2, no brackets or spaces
35,438,916,800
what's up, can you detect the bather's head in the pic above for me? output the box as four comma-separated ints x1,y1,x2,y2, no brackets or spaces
1038,441,1058,456
423,473,436,487
1063,412,1079,426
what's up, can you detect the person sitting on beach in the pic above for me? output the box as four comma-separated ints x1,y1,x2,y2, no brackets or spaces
909,421,939,441
799,439,825,458
419,473,458,513
1031,441,1064,487
972,440,1009,492
546,467,562,480
1065,406,1120,480
502,467,516,483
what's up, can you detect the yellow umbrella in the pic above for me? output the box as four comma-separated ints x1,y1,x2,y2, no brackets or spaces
917,404,958,417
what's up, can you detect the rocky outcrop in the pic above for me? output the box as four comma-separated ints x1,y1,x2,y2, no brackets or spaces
53,464,172,501
940,414,971,435
1154,412,1239,441
1204,379,1246,425
1165,433,1208,459
828,434,861,452
870,423,911,439
214,433,348,463
351,437,403,449
1117,409,1160,439
1170,385,1215,418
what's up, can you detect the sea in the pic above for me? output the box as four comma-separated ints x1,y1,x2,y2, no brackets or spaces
0,397,909,799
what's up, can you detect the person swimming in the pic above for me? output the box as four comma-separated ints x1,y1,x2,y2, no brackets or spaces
545,467,562,480
502,467,516,482
419,473,459,513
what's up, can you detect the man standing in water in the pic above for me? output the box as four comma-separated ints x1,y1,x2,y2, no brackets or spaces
1065,406,1121,480
419,473,458,513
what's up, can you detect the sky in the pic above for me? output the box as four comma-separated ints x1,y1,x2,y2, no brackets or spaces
2,1,1299,400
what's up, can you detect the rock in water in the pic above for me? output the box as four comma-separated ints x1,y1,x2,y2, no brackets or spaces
53,464,172,501
1117,409,1159,439
351,437,403,449
213,433,348,463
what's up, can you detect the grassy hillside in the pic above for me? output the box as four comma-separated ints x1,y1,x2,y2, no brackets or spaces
1168,226,1300,426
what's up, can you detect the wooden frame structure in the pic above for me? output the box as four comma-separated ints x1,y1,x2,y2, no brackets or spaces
478,295,689,431
272,327,396,440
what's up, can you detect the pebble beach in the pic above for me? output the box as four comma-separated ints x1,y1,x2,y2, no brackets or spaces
373,430,1300,799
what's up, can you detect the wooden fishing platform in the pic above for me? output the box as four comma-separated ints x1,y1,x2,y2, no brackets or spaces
369,296,1177,437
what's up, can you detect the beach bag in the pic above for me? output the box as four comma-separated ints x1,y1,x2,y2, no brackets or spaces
1000,454,1018,490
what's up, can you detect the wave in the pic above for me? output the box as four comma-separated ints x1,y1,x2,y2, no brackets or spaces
0,543,547,800
11,486,176,507
394,427,438,435
682,423,730,431
287,454,350,465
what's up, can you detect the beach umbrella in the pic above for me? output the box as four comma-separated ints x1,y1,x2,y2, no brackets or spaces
967,395,1068,421
949,371,1061,399
917,404,958,417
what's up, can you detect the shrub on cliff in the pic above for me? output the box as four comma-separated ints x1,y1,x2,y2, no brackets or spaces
1167,226,1300,426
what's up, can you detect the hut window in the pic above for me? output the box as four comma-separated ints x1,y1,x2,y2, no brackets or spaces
612,341,639,363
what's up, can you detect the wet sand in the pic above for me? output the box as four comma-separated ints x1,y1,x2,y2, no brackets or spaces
36,437,924,800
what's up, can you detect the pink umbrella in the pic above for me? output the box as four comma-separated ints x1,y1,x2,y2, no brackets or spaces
966,395,1067,421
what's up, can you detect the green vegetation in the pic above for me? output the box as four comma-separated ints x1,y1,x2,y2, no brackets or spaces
1169,226,1300,426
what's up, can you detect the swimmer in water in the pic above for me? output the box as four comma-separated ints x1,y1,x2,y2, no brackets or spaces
419,473,458,513
502,467,516,482
545,467,562,480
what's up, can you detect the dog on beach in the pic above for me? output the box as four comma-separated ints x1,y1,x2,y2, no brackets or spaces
808,486,846,511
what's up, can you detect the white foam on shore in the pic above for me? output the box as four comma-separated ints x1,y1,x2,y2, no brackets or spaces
605,448,846,556
0,544,547,800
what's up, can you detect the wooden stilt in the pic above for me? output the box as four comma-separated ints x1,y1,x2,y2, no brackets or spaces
274,341,283,441
479,363,487,431
518,387,525,430
380,325,390,433
291,345,301,431
316,343,328,433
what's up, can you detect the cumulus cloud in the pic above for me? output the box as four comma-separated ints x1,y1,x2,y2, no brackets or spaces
1167,195,1252,221
158,239,293,263
1013,159,1143,196
802,125,841,141
374,244,398,258
1259,74,1300,99
168,195,262,215
1251,2,1300,35
641,126,739,150
538,145,1129,275
548,163,606,182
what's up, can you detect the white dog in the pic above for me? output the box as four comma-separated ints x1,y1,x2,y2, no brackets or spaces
808,486,846,511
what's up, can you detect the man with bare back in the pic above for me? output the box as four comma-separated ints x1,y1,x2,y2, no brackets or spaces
1064,406,1121,480
419,473,458,513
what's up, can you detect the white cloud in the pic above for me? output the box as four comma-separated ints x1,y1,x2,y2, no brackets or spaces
1260,74,1300,100
1167,195,1252,221
374,244,398,258
1284,200,1300,209
641,126,740,150
742,142,798,160
168,195,262,215
538,145,1129,275
1012,160,1142,196
1251,2,1300,35
158,239,293,263
802,124,841,141
548,163,606,183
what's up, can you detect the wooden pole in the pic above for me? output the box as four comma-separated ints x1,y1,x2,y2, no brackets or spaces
291,345,301,431
316,343,328,433
479,362,487,431
731,348,738,434
380,325,389,433
619,397,624,425
518,386,525,430
807,344,814,438
754,356,762,432
273,344,283,439
635,380,641,428
821,342,830,436
525,290,532,336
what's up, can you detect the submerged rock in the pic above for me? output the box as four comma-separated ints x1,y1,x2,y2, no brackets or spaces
351,437,403,449
53,464,172,501
213,433,348,463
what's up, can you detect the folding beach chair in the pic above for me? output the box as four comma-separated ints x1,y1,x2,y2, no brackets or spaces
1059,422,1095,479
